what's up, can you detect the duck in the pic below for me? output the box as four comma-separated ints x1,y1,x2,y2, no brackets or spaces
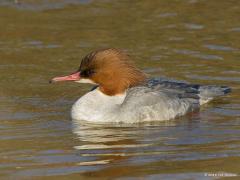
50,48,231,123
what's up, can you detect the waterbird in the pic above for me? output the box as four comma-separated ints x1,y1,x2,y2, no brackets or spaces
50,48,231,123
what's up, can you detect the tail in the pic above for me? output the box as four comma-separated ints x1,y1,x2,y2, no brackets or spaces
199,85,231,105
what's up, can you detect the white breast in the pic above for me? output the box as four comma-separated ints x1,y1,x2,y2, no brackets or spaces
71,89,126,123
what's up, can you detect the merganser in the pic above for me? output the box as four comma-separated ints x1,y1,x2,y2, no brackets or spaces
50,48,231,123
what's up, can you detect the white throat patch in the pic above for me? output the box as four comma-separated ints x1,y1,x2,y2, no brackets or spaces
75,78,97,85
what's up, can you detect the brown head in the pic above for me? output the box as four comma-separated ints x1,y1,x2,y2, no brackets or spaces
50,48,147,96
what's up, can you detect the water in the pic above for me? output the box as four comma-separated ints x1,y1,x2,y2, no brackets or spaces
0,0,240,179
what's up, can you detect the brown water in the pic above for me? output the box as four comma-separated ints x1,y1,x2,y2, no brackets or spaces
0,0,240,179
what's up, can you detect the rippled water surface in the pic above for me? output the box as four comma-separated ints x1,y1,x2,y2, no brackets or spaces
0,0,240,179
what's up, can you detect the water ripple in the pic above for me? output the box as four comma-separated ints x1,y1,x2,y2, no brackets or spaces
173,49,223,60
204,44,238,51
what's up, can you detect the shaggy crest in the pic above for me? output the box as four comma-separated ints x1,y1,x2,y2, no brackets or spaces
79,48,147,95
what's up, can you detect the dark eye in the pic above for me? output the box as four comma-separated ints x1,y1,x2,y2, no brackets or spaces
80,69,95,77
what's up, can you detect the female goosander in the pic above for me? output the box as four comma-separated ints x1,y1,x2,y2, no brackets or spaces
50,48,230,123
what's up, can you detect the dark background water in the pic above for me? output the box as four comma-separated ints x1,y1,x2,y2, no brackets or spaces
0,0,239,179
